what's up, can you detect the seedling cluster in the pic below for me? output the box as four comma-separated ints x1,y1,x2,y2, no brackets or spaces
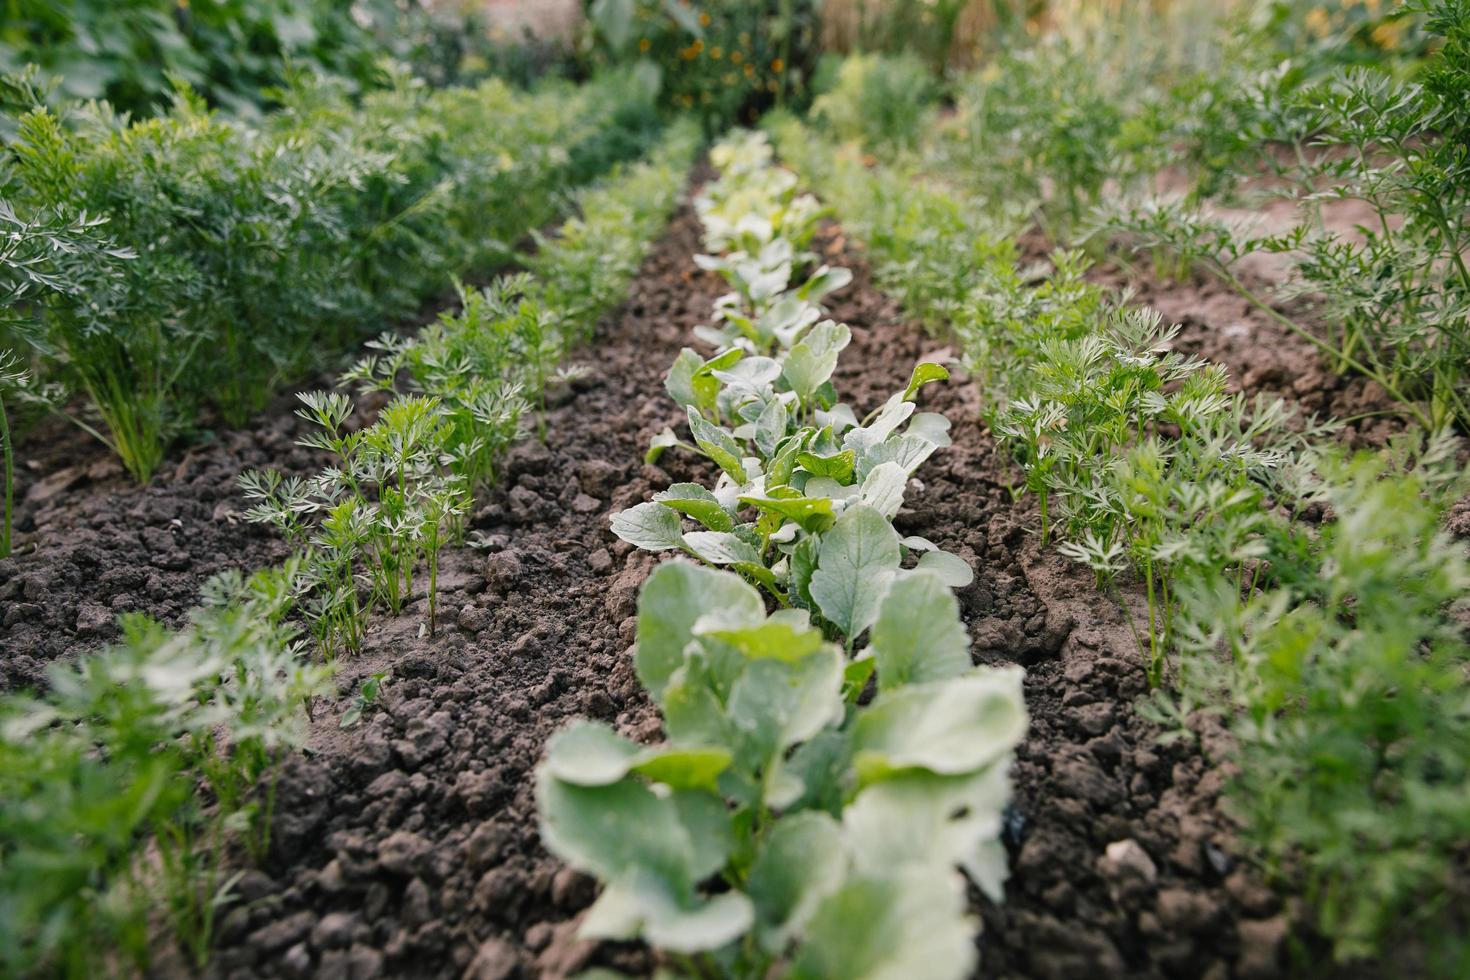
538,131,1027,979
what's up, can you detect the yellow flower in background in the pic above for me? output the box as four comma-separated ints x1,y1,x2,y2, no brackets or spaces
744,63,756,78
771,58,784,73
730,50,743,64
1305,7,1332,36
699,11,711,27
1372,19,1403,49
723,72,736,86
639,38,651,52
710,46,723,59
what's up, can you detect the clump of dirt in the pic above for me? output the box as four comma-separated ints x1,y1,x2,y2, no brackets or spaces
0,407,326,691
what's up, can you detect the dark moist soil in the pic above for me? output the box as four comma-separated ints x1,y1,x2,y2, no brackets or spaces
0,395,326,692
155,184,1308,980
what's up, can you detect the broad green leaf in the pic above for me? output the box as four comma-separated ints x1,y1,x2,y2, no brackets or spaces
746,812,846,952
767,431,809,487
633,748,734,793
611,502,685,551
661,0,705,37
754,396,789,458
656,484,734,532
844,397,915,455
636,562,764,700
858,434,941,479
683,531,762,566
782,342,839,405
789,534,820,609
727,649,845,768
542,721,642,786
739,491,836,534
797,264,854,303
808,504,900,643
797,448,856,483
581,871,753,953
843,767,1014,902
787,869,976,980
905,412,952,448
665,348,703,410
687,407,747,482
857,461,907,519
731,560,782,594
782,728,852,814
543,721,732,793
851,669,1028,785
699,610,826,662
537,774,713,890
869,573,971,693
645,427,679,465
916,548,974,587
902,362,950,401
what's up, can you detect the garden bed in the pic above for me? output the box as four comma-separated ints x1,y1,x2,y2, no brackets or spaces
60,176,1291,980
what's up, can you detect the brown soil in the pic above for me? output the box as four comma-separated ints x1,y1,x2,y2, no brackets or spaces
4,172,1376,979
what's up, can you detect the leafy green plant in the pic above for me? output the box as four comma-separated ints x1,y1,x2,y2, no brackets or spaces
239,392,467,654
809,52,937,155
0,562,332,977
340,670,391,730
537,560,1027,978
1172,439,1470,964
616,130,967,647
246,120,699,655
0,68,662,480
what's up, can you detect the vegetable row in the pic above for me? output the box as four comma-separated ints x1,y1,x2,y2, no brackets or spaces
771,88,1470,966
0,66,662,486
534,129,1028,979
0,121,699,978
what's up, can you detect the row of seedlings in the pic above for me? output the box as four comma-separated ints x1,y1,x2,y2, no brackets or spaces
533,129,1029,978
239,120,702,660
768,110,1470,966
0,121,701,978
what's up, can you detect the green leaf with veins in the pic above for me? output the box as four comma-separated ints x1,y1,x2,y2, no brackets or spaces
809,504,900,643
542,721,731,792
787,868,976,980
754,396,789,458
686,407,747,481
655,483,734,531
902,362,950,401
797,448,856,483
634,561,764,700
851,669,1028,785
611,502,685,551
745,811,847,953
740,491,837,534
683,531,763,566
843,767,1015,903
869,572,972,692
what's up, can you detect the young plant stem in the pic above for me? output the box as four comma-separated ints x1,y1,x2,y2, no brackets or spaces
1,391,12,558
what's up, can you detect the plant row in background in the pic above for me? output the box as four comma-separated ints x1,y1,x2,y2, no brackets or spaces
0,65,663,484
772,75,1470,969
535,129,1027,979
921,0,1469,432
240,121,700,659
0,119,700,978
0,0,538,121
